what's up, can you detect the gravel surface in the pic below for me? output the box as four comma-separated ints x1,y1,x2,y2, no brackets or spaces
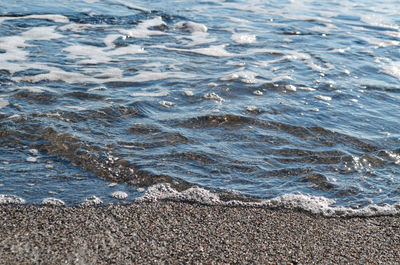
0,202,399,264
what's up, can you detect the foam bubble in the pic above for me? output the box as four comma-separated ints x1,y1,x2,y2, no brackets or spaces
315,95,332,101
131,91,169,97
125,71,195,83
136,184,400,217
21,26,63,41
13,70,90,84
26,156,37,163
232,33,256,44
220,71,257,83
220,73,239,81
168,44,234,57
159,101,174,107
0,194,26,204
285,84,297,92
24,14,69,23
42,198,65,206
111,191,128,200
28,149,39,156
64,44,145,65
0,36,30,62
175,21,208,33
82,196,103,206
204,92,223,102
0,14,69,24
0,98,9,109
137,183,220,204
381,60,400,79
119,16,168,39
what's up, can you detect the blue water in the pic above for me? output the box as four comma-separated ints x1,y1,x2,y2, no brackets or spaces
0,0,399,208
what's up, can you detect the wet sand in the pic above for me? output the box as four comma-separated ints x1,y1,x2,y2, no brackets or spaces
0,202,399,264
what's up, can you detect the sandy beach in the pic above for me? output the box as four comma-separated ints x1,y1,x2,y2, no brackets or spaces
0,202,399,264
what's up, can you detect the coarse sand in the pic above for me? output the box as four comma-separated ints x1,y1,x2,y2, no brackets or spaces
0,202,399,264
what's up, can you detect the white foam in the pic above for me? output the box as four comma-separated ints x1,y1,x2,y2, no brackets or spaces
204,92,223,102
82,196,103,206
137,183,220,204
381,60,400,79
220,73,239,81
59,23,108,32
119,16,168,39
0,36,30,62
112,0,149,12
111,191,128,200
158,100,174,107
19,86,56,93
0,14,69,24
13,70,90,84
183,90,194,97
26,156,37,163
131,91,169,97
315,95,332,101
136,184,400,217
124,71,195,83
175,21,208,33
231,33,256,44
24,14,69,23
220,71,258,84
285,84,297,92
0,194,26,204
103,34,121,48
64,44,145,65
21,26,63,41
28,149,39,156
0,98,9,109
168,44,234,57
42,198,65,206
176,32,217,47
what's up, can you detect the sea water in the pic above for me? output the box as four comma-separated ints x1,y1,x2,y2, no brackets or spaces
0,0,399,216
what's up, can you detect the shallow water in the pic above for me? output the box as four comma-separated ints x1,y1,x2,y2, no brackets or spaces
0,0,399,211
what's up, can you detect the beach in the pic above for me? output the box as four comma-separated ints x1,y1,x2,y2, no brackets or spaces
0,202,399,264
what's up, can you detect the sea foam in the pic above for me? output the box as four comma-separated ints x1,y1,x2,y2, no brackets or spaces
136,183,400,217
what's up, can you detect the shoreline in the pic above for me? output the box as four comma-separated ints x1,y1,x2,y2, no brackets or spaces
1,202,399,264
